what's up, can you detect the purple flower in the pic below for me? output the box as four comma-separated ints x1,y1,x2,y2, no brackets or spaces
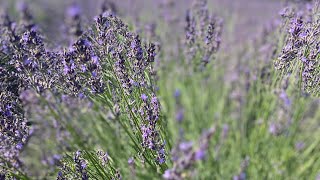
97,150,110,166
233,172,246,180
78,93,85,99
57,171,64,180
195,149,206,160
166,127,215,179
279,91,291,107
128,157,134,165
295,141,305,151
141,94,148,101
67,3,81,17
175,109,184,122
81,65,87,72
15,143,23,150
63,65,70,75
73,151,89,180
81,161,87,169
163,169,173,179
91,56,99,65
158,156,165,164
131,35,144,61
269,123,280,136
22,33,29,41
92,71,98,77
289,18,303,37
279,7,294,18
174,89,181,98
179,141,193,152
4,108,12,117
147,43,156,62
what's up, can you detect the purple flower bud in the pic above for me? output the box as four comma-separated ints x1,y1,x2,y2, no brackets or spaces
92,71,98,77
15,143,23,150
78,93,85,99
22,33,29,42
269,123,280,135
233,172,246,180
67,3,81,17
81,161,87,169
179,141,193,152
141,94,148,101
158,157,165,164
301,57,308,63
53,154,61,160
81,65,87,72
163,170,173,179
68,46,75,52
4,109,12,117
174,89,181,98
279,91,291,107
295,141,305,151
63,65,70,75
91,56,99,65
195,149,206,160
175,109,184,122
128,157,134,165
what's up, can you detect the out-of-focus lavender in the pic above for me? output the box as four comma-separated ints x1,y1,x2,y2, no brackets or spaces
64,2,83,44
163,127,215,180
184,0,223,69
58,150,122,180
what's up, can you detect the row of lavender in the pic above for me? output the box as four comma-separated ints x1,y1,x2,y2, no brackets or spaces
1,0,320,179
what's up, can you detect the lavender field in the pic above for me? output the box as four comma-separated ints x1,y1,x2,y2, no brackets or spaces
0,0,320,179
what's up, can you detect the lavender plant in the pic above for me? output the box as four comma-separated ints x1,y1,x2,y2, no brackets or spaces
276,2,320,96
1,0,320,179
0,9,32,176
184,0,223,69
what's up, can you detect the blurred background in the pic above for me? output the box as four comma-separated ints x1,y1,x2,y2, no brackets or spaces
0,0,286,47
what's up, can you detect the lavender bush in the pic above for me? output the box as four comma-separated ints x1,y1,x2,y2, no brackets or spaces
0,0,320,179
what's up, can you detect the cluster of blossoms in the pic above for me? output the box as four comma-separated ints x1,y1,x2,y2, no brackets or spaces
89,11,165,164
163,127,215,180
57,150,89,180
185,0,223,68
61,38,105,96
1,6,88,174
15,28,61,93
57,150,122,180
96,150,122,180
0,3,104,176
0,91,31,171
73,151,89,180
92,11,157,88
2,1,165,175
1,2,61,94
0,9,32,173
140,94,166,164
276,2,320,96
